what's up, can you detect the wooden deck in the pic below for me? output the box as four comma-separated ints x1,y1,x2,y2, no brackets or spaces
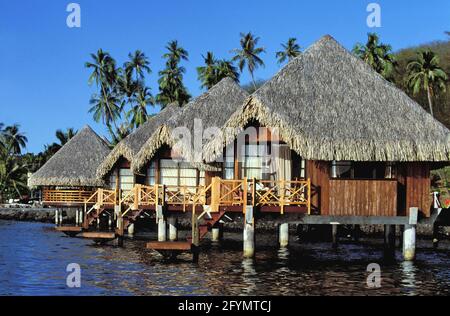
42,177,312,215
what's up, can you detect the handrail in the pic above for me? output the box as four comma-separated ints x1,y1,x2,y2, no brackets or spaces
81,178,311,218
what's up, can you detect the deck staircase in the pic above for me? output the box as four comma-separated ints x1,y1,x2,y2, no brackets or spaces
147,207,227,255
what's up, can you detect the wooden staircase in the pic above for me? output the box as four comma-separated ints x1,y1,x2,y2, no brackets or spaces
147,208,227,256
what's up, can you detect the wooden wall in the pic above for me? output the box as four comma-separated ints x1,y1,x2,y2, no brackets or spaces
328,180,397,216
405,162,431,217
306,161,330,215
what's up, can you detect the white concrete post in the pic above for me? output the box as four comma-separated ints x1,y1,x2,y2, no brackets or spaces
212,227,220,242
128,223,135,236
156,205,166,242
403,207,418,261
243,206,255,258
279,223,289,247
75,209,79,226
168,217,178,241
59,211,63,225
108,213,113,229
55,210,59,225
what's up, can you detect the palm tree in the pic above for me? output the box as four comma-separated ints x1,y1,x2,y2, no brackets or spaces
197,52,217,90
88,91,122,129
231,32,265,90
128,87,154,128
163,40,189,63
216,59,239,83
0,156,28,202
3,124,27,155
197,53,239,90
406,50,448,117
107,123,133,146
353,33,397,81
276,38,301,65
157,41,191,108
125,50,151,82
55,128,77,146
85,49,121,129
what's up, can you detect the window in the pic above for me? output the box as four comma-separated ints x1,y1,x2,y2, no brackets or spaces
146,161,157,185
241,143,271,180
331,161,396,179
299,159,306,178
119,168,134,192
159,159,205,187
223,144,235,180
108,168,134,193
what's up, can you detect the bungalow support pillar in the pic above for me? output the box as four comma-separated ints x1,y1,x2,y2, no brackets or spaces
168,217,178,241
403,207,418,261
75,209,79,226
384,225,396,249
279,223,289,248
55,210,59,226
157,205,166,242
243,206,255,258
115,205,124,247
332,224,338,248
432,224,439,249
128,223,135,236
212,223,223,242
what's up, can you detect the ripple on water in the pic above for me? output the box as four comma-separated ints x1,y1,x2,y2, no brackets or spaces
0,220,449,295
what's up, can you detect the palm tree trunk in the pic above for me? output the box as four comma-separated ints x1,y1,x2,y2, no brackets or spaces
251,72,257,91
427,85,434,117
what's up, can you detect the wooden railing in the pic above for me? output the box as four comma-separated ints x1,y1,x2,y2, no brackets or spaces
165,184,209,212
252,179,311,214
52,178,311,215
210,178,248,212
42,189,95,204
120,184,160,217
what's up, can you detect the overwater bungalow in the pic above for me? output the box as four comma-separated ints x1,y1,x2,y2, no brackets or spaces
32,35,450,260
28,125,111,206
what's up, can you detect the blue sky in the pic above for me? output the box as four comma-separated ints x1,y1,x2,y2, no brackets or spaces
0,0,449,153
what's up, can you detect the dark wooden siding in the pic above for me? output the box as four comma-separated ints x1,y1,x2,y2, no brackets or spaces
406,162,431,217
306,161,330,215
329,179,397,216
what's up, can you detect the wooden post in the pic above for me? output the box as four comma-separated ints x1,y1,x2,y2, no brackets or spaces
307,178,311,215
191,206,200,247
332,224,338,248
384,225,396,249
242,177,248,214
251,178,256,207
210,177,220,212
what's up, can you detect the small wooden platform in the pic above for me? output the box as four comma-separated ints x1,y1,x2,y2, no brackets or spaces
79,232,116,240
55,226,83,232
146,241,192,251
55,226,83,237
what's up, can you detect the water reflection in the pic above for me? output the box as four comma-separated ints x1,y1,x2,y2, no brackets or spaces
0,220,449,296
400,261,417,296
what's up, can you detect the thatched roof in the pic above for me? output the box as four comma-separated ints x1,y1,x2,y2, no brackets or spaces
29,125,110,187
204,35,450,163
96,103,180,177
132,77,249,172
